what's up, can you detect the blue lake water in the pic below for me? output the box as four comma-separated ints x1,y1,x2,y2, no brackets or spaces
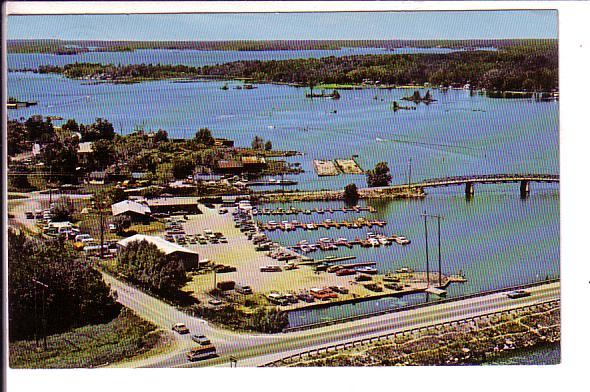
7,50,559,334
7,46,492,69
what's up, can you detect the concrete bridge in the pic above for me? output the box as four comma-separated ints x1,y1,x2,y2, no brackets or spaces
384,173,559,197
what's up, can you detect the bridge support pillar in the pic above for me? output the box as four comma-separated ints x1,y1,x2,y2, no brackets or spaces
520,180,530,198
465,182,474,196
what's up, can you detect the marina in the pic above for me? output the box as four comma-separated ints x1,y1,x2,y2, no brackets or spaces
257,218,387,232
252,205,376,216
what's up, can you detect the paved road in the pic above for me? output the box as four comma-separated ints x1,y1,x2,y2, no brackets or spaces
103,273,560,368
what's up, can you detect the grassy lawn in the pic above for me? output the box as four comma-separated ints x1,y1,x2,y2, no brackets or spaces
76,212,165,241
9,308,164,369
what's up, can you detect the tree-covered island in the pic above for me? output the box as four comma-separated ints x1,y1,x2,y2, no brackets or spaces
21,40,557,93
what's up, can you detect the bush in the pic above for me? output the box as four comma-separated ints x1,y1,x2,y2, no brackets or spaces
343,183,359,203
51,202,73,222
366,162,392,187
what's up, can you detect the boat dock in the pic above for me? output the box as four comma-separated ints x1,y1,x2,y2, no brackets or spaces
313,160,340,176
253,205,376,216
257,218,387,232
288,233,410,253
313,158,363,176
246,179,298,187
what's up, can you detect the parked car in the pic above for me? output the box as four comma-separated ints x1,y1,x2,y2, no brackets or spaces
75,234,95,243
172,323,189,334
108,223,117,233
507,290,531,299
191,334,211,345
260,265,282,272
329,285,349,294
235,284,253,295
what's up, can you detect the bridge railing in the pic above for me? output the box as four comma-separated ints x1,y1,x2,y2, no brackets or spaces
413,173,560,186
282,279,559,333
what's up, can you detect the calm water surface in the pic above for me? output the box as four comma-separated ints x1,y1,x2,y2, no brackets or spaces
7,50,559,334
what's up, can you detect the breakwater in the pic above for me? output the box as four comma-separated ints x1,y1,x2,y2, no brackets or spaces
268,300,559,367
255,187,425,203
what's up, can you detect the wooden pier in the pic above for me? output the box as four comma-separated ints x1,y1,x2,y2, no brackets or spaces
257,218,387,232
253,205,376,216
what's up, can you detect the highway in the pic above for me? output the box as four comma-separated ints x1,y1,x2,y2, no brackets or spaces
102,273,560,368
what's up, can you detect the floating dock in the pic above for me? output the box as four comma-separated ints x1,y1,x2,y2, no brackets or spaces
313,160,340,176
258,218,387,232
252,205,376,216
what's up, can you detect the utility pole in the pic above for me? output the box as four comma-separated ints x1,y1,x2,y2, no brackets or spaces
32,278,49,350
422,211,430,288
407,158,412,196
421,212,445,288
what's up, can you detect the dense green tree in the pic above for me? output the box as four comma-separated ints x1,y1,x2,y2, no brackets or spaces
252,136,265,150
111,215,131,234
344,183,360,203
81,118,115,141
50,202,73,222
7,120,29,156
8,174,33,191
172,156,195,179
108,186,127,204
8,229,120,341
153,129,168,143
366,162,392,187
89,139,116,171
194,128,215,146
25,115,55,143
61,119,80,135
264,140,273,151
116,240,188,297
40,136,79,182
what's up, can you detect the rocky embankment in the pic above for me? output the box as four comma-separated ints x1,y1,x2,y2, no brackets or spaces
285,301,560,366
255,187,425,203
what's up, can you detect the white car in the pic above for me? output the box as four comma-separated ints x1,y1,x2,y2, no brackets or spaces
75,234,95,243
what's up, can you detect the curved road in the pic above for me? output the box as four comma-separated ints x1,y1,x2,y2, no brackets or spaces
102,274,560,368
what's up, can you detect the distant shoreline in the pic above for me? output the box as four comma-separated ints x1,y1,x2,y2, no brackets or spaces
6,38,554,54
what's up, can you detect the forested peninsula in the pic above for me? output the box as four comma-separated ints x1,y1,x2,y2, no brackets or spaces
18,41,557,92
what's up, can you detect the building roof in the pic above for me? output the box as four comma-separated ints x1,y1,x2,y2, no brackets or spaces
144,196,201,207
241,156,266,165
117,234,199,256
111,200,151,216
77,142,94,154
216,160,243,169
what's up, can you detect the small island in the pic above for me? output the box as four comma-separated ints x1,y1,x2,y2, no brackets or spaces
402,90,437,104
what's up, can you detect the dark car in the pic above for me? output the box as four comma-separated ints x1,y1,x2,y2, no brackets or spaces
506,290,531,299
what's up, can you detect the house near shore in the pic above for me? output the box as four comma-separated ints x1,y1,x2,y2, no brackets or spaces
77,142,94,165
117,234,200,270
213,138,234,148
215,159,244,174
111,200,152,222
143,196,202,214
241,156,267,171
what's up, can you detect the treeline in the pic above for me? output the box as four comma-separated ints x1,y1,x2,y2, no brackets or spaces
8,38,554,53
8,229,121,341
32,42,557,91
115,240,188,298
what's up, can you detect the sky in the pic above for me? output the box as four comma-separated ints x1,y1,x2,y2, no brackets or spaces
8,11,557,41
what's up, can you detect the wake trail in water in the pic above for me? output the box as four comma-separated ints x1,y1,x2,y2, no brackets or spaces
44,95,92,109
376,136,483,158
